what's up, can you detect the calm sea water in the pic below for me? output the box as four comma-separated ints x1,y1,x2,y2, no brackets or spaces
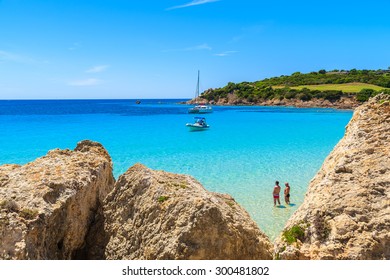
0,99,352,239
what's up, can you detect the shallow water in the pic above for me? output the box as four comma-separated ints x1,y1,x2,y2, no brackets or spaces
0,99,352,239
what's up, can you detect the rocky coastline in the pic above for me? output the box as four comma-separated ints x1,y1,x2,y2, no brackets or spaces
0,140,115,259
274,93,390,259
1,95,389,260
0,143,272,260
87,164,272,260
186,93,360,109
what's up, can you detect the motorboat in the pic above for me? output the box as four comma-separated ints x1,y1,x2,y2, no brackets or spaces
186,117,210,131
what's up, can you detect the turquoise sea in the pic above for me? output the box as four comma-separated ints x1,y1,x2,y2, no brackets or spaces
0,99,352,239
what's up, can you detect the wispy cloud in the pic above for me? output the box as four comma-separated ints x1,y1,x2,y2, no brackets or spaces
68,78,101,87
166,0,220,11
185,43,212,51
230,24,267,43
0,50,35,63
86,65,109,73
68,42,81,51
162,43,212,52
214,50,239,57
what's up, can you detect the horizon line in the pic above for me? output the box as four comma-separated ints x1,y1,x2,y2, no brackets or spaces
0,97,192,101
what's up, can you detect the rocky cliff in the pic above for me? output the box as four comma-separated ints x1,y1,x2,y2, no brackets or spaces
87,164,273,260
274,94,390,259
0,140,115,259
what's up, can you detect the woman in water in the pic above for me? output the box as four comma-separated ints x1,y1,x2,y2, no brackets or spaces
284,182,291,205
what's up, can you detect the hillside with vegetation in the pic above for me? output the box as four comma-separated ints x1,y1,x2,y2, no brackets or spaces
198,69,390,108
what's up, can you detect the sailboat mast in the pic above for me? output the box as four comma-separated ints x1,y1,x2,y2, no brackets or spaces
196,70,200,100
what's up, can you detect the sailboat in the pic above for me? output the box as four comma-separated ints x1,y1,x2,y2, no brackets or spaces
188,70,213,114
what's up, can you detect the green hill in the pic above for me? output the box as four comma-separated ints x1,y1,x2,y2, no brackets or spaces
273,82,386,93
201,69,390,103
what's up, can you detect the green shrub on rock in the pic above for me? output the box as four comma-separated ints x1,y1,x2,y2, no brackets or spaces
282,224,305,244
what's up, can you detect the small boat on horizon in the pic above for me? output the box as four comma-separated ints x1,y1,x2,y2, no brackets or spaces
188,70,213,114
186,117,210,131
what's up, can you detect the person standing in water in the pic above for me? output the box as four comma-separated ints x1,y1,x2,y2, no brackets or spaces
273,181,281,206
284,182,291,205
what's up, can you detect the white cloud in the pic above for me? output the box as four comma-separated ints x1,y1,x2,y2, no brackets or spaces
0,50,35,63
68,42,81,51
185,43,212,51
162,43,212,52
86,65,109,73
0,50,20,61
68,78,101,86
214,51,238,57
230,24,266,43
166,0,220,11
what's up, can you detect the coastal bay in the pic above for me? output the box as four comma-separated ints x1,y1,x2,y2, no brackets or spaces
1,0,389,264
0,99,352,240
1,95,388,260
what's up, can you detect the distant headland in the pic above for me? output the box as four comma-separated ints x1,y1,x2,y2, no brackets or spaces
187,69,390,109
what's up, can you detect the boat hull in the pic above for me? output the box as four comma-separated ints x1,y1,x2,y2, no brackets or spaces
188,106,213,114
188,109,212,114
186,123,210,131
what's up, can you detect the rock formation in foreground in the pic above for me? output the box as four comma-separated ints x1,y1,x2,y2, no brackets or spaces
87,164,273,260
0,140,115,259
274,94,390,259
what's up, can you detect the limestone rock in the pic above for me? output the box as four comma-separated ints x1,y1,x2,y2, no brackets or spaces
89,164,272,260
0,140,115,259
274,94,390,259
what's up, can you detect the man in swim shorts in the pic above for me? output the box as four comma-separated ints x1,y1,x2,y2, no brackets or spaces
273,181,281,206
284,182,291,205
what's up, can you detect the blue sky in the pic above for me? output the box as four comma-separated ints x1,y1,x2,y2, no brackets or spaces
0,0,389,99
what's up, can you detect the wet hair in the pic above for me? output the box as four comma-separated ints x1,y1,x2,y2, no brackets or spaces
275,181,279,185
285,182,289,186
